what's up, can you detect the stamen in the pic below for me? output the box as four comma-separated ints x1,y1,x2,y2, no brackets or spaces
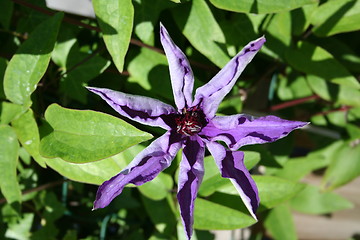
175,106,206,136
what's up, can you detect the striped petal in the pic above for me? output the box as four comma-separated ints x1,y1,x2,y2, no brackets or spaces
201,115,308,151
93,131,182,209
87,87,176,130
207,141,258,219
160,23,194,110
177,135,205,240
193,37,266,118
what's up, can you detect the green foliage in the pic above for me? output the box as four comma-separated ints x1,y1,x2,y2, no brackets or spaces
0,125,21,205
194,198,256,230
40,104,152,163
4,13,63,107
1,0,359,239
210,0,317,14
92,0,134,72
264,204,297,240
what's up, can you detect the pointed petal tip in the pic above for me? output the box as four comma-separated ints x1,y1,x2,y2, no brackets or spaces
252,36,266,50
85,86,99,93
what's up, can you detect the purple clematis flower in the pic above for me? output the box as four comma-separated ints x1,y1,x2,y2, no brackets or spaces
87,24,308,239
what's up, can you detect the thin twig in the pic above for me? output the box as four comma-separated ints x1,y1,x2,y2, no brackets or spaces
312,105,352,117
0,179,66,205
12,0,217,72
269,95,320,111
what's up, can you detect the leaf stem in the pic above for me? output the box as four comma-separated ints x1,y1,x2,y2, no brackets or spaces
0,179,66,205
269,95,320,111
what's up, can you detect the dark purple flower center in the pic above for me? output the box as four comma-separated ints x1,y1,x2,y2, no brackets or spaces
175,106,207,136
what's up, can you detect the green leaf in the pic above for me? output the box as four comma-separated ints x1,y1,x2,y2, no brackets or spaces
312,37,360,73
5,213,34,240
323,140,360,191
286,41,360,89
0,0,13,29
40,104,152,163
277,70,313,101
291,3,318,36
128,48,173,101
311,0,360,37
60,48,110,104
209,0,317,14
275,155,330,181
0,125,21,204
0,102,26,125
346,124,360,140
290,184,353,214
138,173,173,200
11,109,47,167
198,152,260,197
255,176,305,209
274,141,342,181
133,0,174,45
264,204,297,240
194,198,256,230
45,144,143,185
173,0,230,68
92,0,134,72
220,175,305,209
141,195,177,236
3,12,63,106
306,74,360,107
263,11,291,60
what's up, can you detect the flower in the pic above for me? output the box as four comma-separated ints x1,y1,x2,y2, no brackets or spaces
87,24,308,239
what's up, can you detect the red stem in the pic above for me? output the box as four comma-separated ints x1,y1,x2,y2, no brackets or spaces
269,95,320,111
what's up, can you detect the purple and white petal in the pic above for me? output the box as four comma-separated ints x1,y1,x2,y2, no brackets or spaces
201,115,308,151
87,87,176,130
160,23,194,110
93,131,182,209
206,141,258,220
177,135,205,240
193,37,266,118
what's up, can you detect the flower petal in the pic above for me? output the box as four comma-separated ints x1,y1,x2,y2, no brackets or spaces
206,141,258,219
193,37,266,118
177,135,205,240
201,115,308,150
93,131,182,209
160,23,194,110
87,87,176,129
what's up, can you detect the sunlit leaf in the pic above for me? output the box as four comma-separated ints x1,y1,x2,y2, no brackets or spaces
323,140,360,191
194,198,256,230
198,152,260,197
139,173,173,200
0,125,21,204
286,41,360,89
11,109,47,167
173,0,230,68
291,184,353,214
3,12,63,106
45,144,143,185
311,0,360,36
92,0,134,72
0,102,25,125
264,204,297,240
40,104,152,163
209,0,317,14
218,175,305,209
